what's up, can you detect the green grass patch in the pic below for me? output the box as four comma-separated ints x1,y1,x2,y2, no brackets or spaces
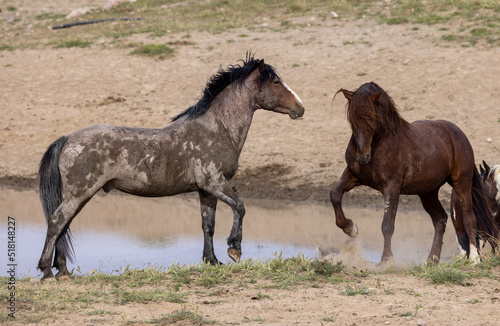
163,305,217,324
112,288,187,304
0,45,15,52
407,251,500,284
35,12,66,20
54,39,92,49
130,44,175,59
340,285,370,296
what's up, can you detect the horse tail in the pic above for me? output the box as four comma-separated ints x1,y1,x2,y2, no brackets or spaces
39,135,75,263
471,167,500,248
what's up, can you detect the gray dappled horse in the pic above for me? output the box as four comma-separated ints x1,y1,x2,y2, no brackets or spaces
37,55,305,281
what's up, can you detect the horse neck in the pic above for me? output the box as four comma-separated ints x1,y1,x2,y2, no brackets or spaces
377,109,410,140
208,82,256,153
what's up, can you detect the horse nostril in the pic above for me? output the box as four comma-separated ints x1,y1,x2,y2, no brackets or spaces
356,153,371,164
296,106,305,118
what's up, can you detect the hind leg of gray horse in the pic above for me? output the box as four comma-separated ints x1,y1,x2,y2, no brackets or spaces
38,208,73,281
53,248,70,279
419,189,448,264
198,190,222,265
37,197,92,281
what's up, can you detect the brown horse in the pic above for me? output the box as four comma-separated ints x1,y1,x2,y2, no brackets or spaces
451,161,500,258
330,82,498,265
37,54,305,281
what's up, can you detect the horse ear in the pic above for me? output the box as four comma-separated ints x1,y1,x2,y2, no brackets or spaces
483,160,491,174
340,89,353,101
258,59,266,73
370,91,382,103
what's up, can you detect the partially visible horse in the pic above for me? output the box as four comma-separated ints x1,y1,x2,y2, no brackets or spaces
451,161,500,257
330,82,498,265
37,54,305,281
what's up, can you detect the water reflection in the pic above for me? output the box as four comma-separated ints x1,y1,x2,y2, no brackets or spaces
0,187,460,278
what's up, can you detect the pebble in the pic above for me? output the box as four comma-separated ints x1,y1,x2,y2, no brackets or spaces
329,11,339,19
66,7,90,19
417,318,426,326
103,0,137,11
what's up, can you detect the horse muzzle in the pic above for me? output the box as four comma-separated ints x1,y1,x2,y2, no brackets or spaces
356,153,371,164
289,105,305,119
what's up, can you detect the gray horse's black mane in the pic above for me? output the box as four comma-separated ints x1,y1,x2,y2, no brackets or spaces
172,53,279,121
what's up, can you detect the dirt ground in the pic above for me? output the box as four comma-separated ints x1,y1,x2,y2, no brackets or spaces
1,1,500,325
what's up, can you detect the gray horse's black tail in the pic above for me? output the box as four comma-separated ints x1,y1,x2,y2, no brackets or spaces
472,167,500,249
39,135,75,263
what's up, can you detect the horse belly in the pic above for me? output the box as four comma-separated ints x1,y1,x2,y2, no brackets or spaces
108,161,198,197
400,163,449,195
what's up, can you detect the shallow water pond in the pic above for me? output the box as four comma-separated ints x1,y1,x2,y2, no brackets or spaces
0,187,460,278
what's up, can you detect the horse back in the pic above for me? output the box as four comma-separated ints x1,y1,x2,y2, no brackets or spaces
400,119,475,192
346,119,475,194
57,122,239,197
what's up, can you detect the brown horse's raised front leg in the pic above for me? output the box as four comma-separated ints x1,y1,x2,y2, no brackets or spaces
379,186,400,265
198,190,222,265
419,189,448,264
330,168,361,238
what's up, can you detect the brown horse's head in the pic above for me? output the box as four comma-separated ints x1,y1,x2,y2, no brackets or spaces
254,60,305,119
339,82,409,165
340,87,381,164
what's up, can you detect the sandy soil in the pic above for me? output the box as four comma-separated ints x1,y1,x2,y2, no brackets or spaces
1,1,500,325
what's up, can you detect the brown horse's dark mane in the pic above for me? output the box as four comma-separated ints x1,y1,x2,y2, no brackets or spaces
346,82,410,139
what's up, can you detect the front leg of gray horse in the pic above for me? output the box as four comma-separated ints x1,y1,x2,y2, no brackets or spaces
201,176,245,262
198,190,221,265
226,199,245,262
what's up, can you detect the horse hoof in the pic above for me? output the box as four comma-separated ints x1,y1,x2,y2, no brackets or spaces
227,248,241,262
56,274,70,281
376,257,394,268
344,223,358,238
40,276,57,283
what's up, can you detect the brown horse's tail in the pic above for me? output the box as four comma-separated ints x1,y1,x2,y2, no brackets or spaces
471,167,500,248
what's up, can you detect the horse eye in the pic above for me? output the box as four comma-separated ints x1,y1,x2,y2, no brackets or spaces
273,80,280,85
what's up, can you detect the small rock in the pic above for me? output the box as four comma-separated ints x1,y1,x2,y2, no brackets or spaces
66,7,90,19
417,318,426,326
329,11,339,19
403,59,411,65
104,0,137,11
486,137,492,143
